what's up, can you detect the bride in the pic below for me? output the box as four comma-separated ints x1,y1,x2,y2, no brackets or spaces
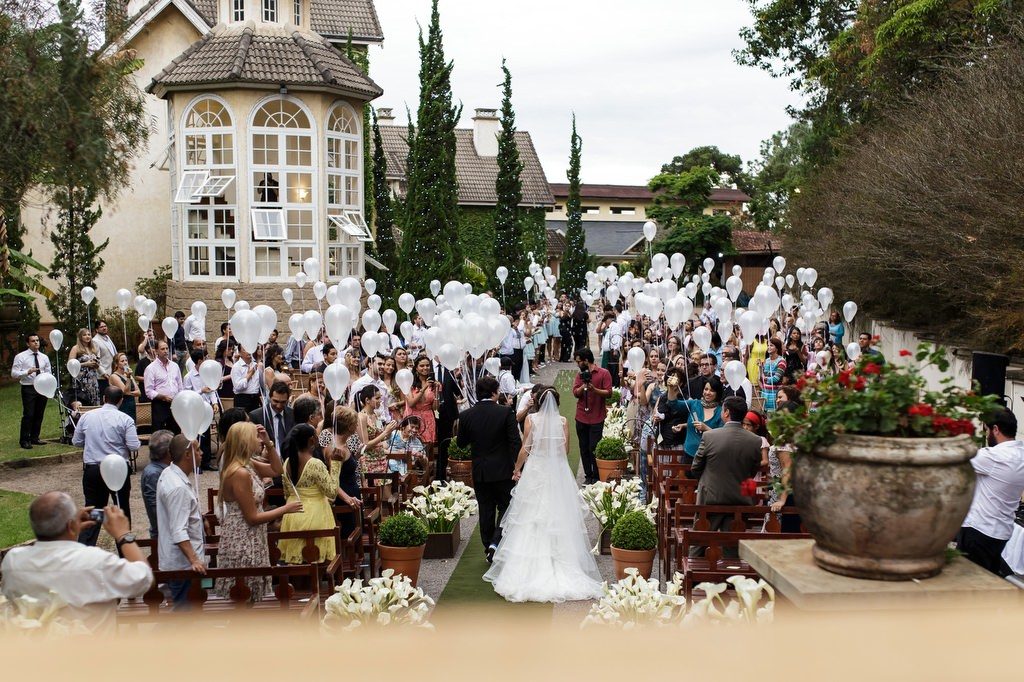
483,387,603,602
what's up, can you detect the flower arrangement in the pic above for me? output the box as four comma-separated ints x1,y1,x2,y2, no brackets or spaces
0,592,88,636
594,436,628,461
447,440,472,461
322,569,435,632
770,342,1002,454
610,510,657,551
378,513,429,547
606,387,622,406
580,478,655,533
581,569,775,629
602,406,629,441
406,480,478,534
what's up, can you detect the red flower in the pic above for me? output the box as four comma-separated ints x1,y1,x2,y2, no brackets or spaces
854,376,867,391
899,349,912,357
863,362,882,375
740,479,757,497
796,376,808,391
908,403,934,417
837,370,853,387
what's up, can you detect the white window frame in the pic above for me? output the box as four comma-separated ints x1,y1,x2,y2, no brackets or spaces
263,0,277,22
180,96,238,282
232,0,244,21
293,0,301,24
174,170,209,204
343,209,373,242
326,102,363,280
249,96,317,282
251,209,287,240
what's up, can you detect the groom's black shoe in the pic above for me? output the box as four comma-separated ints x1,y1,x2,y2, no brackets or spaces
485,544,497,563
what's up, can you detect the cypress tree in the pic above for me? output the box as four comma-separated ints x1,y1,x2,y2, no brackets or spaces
370,109,397,302
398,0,463,296
559,115,588,295
491,59,527,305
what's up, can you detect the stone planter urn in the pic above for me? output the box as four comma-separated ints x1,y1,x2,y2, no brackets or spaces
793,433,976,581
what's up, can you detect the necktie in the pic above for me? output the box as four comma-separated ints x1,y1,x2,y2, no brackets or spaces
275,413,286,454
32,352,39,369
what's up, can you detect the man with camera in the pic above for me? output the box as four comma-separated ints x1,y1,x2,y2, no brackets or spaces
572,348,613,484
1,492,153,633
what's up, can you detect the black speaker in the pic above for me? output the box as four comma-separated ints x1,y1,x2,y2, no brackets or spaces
971,352,1009,405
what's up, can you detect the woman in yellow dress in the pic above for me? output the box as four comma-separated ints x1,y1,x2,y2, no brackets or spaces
279,423,342,564
746,333,769,389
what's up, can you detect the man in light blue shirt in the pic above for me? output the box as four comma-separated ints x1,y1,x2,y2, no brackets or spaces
73,386,140,546
156,434,206,607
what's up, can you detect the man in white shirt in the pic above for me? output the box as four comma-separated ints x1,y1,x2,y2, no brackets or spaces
956,408,1024,576
11,333,52,449
156,434,206,607
301,342,325,374
93,320,117,394
231,346,263,412
496,355,517,403
0,492,152,633
499,314,526,378
183,348,217,471
144,340,184,432
73,387,140,546
350,355,391,422
408,314,427,359
182,314,206,345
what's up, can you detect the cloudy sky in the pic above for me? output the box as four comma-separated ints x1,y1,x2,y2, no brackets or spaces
370,0,802,186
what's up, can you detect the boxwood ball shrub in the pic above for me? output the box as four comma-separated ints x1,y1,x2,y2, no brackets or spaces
611,510,657,551
379,513,429,547
595,437,628,461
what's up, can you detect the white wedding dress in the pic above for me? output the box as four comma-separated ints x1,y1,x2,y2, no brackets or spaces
483,395,604,602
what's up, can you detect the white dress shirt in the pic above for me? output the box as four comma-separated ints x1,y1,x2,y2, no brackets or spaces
0,541,153,633
601,320,622,353
72,404,141,464
156,464,205,571
963,439,1024,540
301,344,325,373
409,325,427,358
11,349,52,385
93,334,117,378
231,358,261,395
498,370,517,396
350,374,391,422
183,369,218,405
183,315,206,342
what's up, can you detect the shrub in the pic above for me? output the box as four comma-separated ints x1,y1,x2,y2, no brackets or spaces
378,513,428,547
611,510,657,551
595,437,627,461
447,440,472,461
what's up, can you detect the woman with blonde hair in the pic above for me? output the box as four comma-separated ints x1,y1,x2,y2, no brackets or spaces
320,406,363,537
68,328,101,405
214,422,301,600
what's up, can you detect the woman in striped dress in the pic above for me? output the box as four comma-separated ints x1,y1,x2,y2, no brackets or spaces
760,338,787,411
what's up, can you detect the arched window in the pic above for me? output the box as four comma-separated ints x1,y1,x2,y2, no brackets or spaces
181,97,237,280
325,102,363,279
250,97,315,280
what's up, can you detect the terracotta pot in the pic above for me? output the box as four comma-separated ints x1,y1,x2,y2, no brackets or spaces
610,546,656,580
794,433,976,581
378,543,426,586
596,458,628,482
449,459,474,488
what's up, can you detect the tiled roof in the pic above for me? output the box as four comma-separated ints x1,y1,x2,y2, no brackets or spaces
379,125,553,206
185,0,217,24
148,23,382,99
549,183,751,204
731,229,783,254
311,0,383,41
548,219,644,257
546,228,567,256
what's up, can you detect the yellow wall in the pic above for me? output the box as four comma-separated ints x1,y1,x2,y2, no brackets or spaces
546,198,743,222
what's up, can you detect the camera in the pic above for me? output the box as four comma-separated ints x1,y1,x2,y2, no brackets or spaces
580,368,592,384
89,509,104,524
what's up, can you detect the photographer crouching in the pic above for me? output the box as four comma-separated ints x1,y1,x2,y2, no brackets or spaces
572,348,613,484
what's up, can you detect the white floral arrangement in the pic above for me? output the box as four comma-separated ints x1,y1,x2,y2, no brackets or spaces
406,480,478,534
580,478,655,536
582,570,775,629
322,570,435,632
603,406,629,441
0,592,89,636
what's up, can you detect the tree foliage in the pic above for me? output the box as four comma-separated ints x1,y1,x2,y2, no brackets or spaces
46,187,106,334
558,115,587,296
785,36,1024,352
745,121,813,231
490,59,527,302
370,110,397,302
661,145,753,196
397,0,463,297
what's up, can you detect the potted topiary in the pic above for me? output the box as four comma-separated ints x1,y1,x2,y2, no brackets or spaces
447,440,473,488
377,513,429,586
595,437,628,482
771,343,1002,581
610,510,657,579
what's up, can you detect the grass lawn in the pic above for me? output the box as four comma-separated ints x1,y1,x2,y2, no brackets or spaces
0,382,78,462
0,489,34,548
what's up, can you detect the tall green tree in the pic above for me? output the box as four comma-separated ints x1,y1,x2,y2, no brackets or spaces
397,0,463,296
661,145,754,196
490,59,527,303
47,188,106,334
370,109,398,302
746,121,812,231
558,115,587,296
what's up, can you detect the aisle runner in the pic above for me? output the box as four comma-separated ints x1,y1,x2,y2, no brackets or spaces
438,371,581,609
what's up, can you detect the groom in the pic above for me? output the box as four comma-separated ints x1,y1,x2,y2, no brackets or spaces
456,375,522,563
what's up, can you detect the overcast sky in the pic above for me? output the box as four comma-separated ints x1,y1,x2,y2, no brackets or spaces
370,0,802,186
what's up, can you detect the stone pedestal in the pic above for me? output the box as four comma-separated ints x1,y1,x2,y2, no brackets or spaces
739,539,1018,611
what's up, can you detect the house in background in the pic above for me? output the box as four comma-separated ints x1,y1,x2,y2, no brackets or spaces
21,0,384,332
376,107,554,282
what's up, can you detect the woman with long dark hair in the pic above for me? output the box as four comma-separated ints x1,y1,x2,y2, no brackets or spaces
681,376,725,460
279,423,340,564
405,355,437,447
354,385,398,476
760,338,787,411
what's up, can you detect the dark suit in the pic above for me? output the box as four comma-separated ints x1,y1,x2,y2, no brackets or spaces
250,404,295,503
456,399,522,549
690,421,763,556
434,367,461,483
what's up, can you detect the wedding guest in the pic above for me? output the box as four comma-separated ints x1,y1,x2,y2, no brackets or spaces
69,328,101,406
279,424,341,565
741,410,771,468
141,430,174,540
300,333,327,373
214,422,301,601
144,340,184,432
956,409,1024,577
385,415,427,476
109,353,141,421
156,435,206,606
392,347,410,373
351,354,391,422
283,331,303,369
93,320,117,395
249,381,294,457
405,355,438,448
182,348,217,471
0,493,152,633
572,348,612,485
828,311,845,346
353,385,398,476
682,377,725,461
858,332,886,364
760,338,786,411
313,342,338,373
12,332,52,450
320,406,363,537
231,346,262,412
263,344,292,388
74,387,139,546
136,330,157,400
381,355,403,420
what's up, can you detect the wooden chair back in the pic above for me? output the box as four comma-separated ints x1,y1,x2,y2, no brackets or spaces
673,503,780,533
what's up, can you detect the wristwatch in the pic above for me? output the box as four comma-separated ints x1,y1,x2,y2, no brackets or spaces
116,533,137,548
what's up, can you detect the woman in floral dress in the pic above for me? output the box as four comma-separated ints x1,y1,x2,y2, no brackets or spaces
68,328,101,406
354,385,398,477
214,422,301,600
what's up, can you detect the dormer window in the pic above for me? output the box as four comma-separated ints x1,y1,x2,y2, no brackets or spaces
262,0,277,22
232,0,243,21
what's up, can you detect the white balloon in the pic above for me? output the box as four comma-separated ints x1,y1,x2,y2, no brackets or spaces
651,253,669,279
726,275,743,302
670,253,685,279
395,368,415,396
115,289,132,312
732,265,742,277
49,330,64,352
430,280,442,297
367,294,382,312
398,293,416,315
495,266,509,285
133,295,147,314
437,343,460,371
415,298,437,326
361,309,382,334
296,272,308,289
66,358,81,379
323,361,351,401
143,299,158,320
253,304,277,344
484,357,501,377
843,301,858,323
137,315,150,332
805,268,818,288
171,390,207,441
221,288,236,310
400,320,415,342
523,276,534,292
199,359,222,391
846,342,862,362
382,309,398,335
692,326,712,352
229,309,262,353
313,280,327,301
33,372,57,399
190,301,207,324
772,256,786,274
724,360,747,390
365,278,377,295
606,285,620,305
323,306,350,346
281,288,293,307
443,281,467,312
161,316,178,340
626,346,646,373
361,332,381,359
303,257,320,281
236,300,252,311
785,274,795,289
338,277,361,309
796,267,806,286
99,454,128,492
817,287,834,310
80,286,96,305
643,221,657,242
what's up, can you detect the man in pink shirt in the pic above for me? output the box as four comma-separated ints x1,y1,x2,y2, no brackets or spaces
144,340,184,433
572,348,613,484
